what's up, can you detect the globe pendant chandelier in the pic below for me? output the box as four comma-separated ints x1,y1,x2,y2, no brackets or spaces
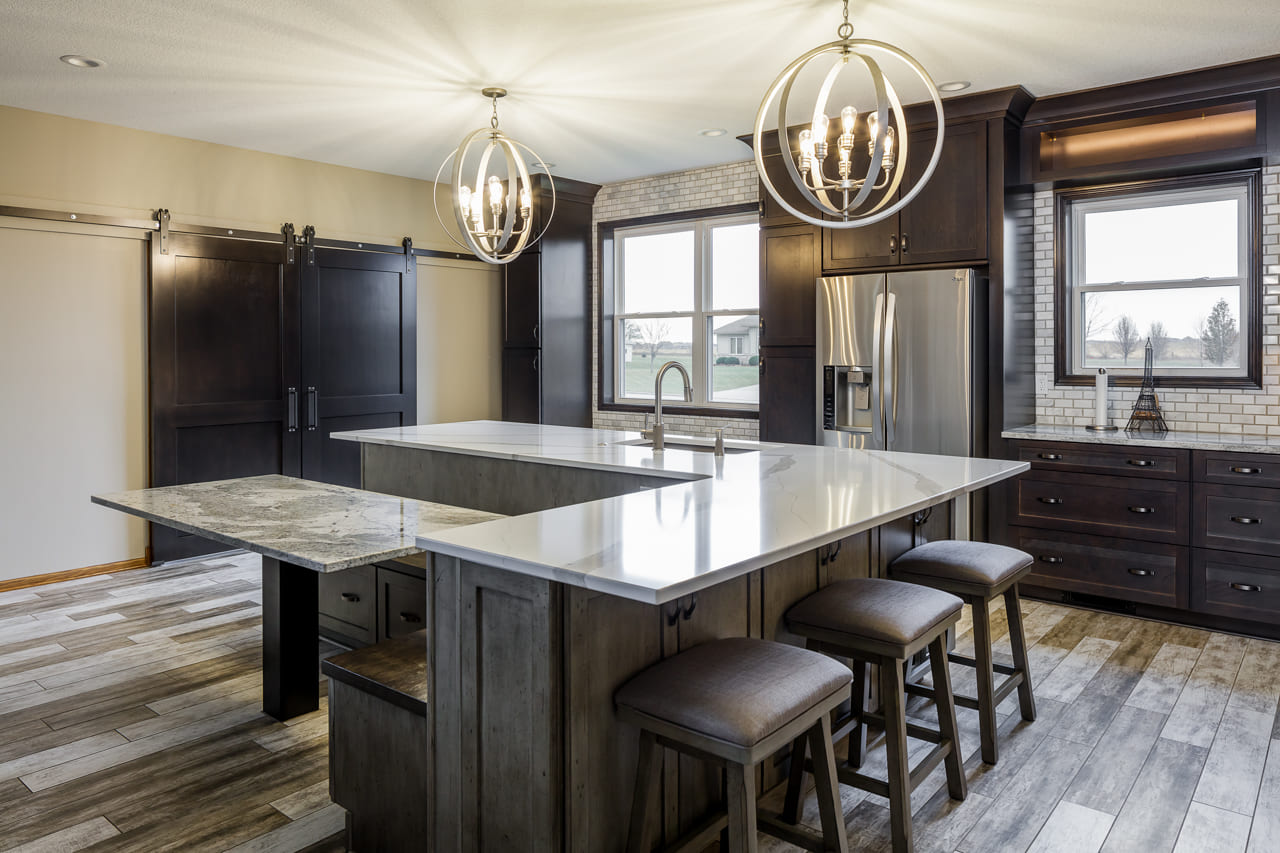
434,87,555,264
752,0,944,229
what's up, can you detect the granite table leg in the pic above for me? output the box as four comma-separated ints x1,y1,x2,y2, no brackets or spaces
261,556,320,721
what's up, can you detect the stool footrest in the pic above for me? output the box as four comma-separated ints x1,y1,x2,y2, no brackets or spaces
758,812,830,852
859,710,945,745
834,739,954,799
655,811,729,853
906,670,1026,710
948,652,1018,677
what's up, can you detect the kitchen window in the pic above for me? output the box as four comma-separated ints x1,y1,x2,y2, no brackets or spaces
603,210,760,411
1055,171,1260,387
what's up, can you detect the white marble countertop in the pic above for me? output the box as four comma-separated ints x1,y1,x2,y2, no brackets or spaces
91,474,504,572
333,421,1029,604
1003,424,1280,455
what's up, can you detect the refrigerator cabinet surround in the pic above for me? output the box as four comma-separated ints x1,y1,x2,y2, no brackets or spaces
817,270,986,459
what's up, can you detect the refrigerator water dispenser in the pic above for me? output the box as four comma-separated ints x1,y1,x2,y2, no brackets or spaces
822,365,873,434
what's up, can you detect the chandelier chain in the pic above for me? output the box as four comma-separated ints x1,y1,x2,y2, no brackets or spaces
837,0,853,40
490,95,500,129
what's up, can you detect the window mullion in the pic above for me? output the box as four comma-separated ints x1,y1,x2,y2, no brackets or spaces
693,221,709,407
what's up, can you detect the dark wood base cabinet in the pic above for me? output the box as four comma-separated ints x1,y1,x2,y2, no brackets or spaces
317,557,428,649
1001,440,1280,640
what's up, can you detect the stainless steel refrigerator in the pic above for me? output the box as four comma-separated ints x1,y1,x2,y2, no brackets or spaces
817,269,987,457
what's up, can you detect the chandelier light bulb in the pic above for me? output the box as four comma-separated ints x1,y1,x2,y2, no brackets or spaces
488,175,504,208
751,0,945,230
458,184,472,212
470,191,484,225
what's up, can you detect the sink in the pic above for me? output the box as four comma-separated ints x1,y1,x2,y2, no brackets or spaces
614,437,762,455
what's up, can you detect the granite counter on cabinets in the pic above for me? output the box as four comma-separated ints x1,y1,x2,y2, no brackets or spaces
1004,423,1280,454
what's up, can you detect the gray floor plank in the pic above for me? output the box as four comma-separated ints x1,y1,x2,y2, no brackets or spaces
1063,704,1165,814
1026,801,1114,853
1193,704,1274,816
1126,643,1202,714
1163,633,1249,748
1100,737,1209,853
1247,740,1280,853
1173,801,1252,853
1036,637,1122,704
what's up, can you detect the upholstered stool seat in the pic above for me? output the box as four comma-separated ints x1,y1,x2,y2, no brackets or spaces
617,638,852,853
782,578,968,853
889,540,1037,766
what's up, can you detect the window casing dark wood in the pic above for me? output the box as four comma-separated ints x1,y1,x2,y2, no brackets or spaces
1054,169,1262,388
597,203,759,418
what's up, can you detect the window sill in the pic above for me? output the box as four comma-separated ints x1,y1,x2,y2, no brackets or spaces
1054,374,1261,390
598,402,759,420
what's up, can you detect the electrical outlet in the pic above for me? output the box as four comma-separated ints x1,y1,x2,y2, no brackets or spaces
1036,375,1051,395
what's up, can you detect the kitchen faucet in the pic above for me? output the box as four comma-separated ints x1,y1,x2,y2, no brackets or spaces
642,361,692,452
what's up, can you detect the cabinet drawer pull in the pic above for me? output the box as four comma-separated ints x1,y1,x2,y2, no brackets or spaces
889,235,898,255
398,611,423,623
1038,453,1063,461
1230,466,1262,475
1230,582,1262,593
1231,516,1261,525
1127,568,1155,577
1127,459,1155,467
1128,506,1156,514
340,592,360,603
1038,555,1064,564
1038,497,1064,505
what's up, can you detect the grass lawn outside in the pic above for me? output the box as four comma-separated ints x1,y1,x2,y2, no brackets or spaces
621,355,760,400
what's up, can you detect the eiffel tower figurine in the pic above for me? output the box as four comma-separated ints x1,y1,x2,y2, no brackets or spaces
1126,338,1168,433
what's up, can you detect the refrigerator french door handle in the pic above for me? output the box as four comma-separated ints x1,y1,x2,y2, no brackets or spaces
872,291,885,446
883,292,898,446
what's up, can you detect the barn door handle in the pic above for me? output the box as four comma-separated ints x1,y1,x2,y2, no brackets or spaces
307,387,318,430
287,387,298,432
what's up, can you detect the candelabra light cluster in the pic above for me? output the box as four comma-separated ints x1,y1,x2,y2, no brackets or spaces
752,0,945,230
434,87,554,265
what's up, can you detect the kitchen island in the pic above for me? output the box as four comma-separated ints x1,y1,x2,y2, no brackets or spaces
332,421,1028,852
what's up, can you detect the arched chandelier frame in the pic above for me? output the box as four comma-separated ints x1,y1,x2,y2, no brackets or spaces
433,88,556,265
752,3,945,230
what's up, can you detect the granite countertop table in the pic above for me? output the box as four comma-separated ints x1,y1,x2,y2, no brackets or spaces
91,474,503,571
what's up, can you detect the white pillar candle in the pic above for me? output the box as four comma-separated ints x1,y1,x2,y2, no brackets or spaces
1095,369,1108,427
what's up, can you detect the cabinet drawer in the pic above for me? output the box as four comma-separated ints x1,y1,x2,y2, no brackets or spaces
1191,549,1280,623
1194,483,1280,555
1008,526,1185,608
378,565,429,641
1013,440,1188,480
319,564,376,645
1013,471,1189,544
1194,451,1280,488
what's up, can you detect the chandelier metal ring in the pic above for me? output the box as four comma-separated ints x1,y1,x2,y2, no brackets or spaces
752,38,945,230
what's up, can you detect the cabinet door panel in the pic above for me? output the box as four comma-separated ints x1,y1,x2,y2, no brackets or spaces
503,252,541,347
1194,483,1280,556
761,225,818,347
1194,451,1280,488
1191,548,1280,623
760,347,816,445
502,347,541,424
899,121,988,265
822,208,901,272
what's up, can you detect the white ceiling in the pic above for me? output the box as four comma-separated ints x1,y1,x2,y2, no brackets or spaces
1,0,1278,185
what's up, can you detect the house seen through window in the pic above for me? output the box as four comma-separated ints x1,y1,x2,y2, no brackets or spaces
613,212,760,408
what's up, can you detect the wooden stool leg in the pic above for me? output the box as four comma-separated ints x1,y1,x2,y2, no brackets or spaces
626,730,661,853
847,660,869,768
781,733,808,825
971,596,1000,765
928,636,967,802
725,761,759,853
1005,585,1037,723
806,714,850,853
880,657,913,853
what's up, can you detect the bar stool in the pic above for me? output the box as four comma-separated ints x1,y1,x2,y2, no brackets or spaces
782,578,967,853
889,540,1037,766
616,637,852,853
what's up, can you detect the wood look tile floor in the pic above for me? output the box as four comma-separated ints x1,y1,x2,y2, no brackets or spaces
3,556,1280,852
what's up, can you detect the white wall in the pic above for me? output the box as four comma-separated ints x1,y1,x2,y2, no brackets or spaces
0,105,500,582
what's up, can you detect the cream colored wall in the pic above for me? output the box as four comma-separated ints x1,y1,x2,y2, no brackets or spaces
0,105,500,580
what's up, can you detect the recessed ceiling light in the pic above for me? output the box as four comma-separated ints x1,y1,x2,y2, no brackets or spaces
699,128,728,137
938,80,971,92
534,162,555,170
60,54,105,68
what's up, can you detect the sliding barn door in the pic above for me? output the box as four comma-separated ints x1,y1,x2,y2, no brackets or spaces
149,232,300,561
299,246,416,487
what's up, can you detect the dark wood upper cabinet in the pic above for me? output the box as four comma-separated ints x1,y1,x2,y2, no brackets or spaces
824,119,988,272
760,223,820,348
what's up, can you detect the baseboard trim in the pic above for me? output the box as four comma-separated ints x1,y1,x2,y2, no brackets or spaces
0,553,151,593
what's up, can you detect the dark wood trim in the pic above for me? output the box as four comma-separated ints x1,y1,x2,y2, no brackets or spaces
595,203,762,414
1052,168,1263,389
0,554,150,592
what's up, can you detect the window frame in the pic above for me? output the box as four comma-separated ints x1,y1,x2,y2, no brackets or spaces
1053,170,1262,388
598,205,760,415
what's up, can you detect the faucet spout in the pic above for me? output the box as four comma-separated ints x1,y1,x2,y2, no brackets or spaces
645,361,692,452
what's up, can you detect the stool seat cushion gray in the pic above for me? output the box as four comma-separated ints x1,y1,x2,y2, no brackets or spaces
614,638,850,749
786,578,963,658
890,540,1034,595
